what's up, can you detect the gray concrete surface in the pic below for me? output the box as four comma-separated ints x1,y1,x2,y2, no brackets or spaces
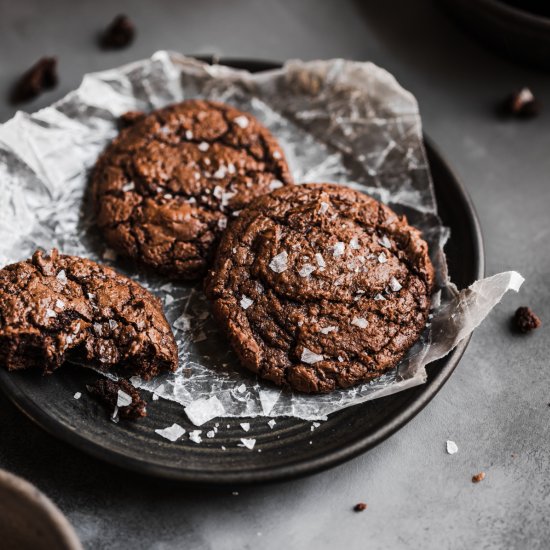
0,1,549,548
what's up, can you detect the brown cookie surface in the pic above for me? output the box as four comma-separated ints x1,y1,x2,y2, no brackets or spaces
92,100,293,279
0,249,177,379
205,183,434,393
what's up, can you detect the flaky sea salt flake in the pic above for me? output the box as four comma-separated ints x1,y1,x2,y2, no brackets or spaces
269,179,283,191
446,440,458,455
189,430,203,444
234,115,249,128
379,235,391,249
56,269,67,283
117,390,132,408
173,313,192,331
198,141,210,151
240,295,254,310
301,348,324,364
267,419,276,429
332,242,345,257
389,277,402,292
320,325,338,334
269,251,288,273
240,423,250,432
351,317,369,328
378,252,387,264
73,392,81,400
315,253,326,268
239,438,256,450
155,423,185,442
298,264,316,278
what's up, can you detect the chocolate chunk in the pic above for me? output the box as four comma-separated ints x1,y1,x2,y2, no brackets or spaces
514,306,541,333
353,502,367,512
92,100,293,280
499,88,541,118
10,57,58,104
205,183,434,393
100,15,135,49
0,249,178,379
472,472,485,483
87,378,146,419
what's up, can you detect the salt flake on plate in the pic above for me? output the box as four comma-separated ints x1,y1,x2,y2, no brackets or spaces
238,438,256,450
185,395,225,426
446,440,458,455
155,423,186,442
301,348,324,364
117,389,132,407
269,251,288,273
189,430,203,444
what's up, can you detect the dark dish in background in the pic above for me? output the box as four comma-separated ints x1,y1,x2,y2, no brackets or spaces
441,0,550,70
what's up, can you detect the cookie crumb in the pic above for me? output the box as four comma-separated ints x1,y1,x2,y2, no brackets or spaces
10,57,58,104
500,88,541,118
100,15,135,49
87,378,147,420
354,502,367,512
514,306,541,333
472,472,485,483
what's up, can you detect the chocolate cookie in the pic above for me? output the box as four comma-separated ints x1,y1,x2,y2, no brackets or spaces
205,183,434,393
0,249,177,379
92,100,293,279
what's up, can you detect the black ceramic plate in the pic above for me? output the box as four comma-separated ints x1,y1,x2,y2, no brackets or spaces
0,59,484,485
441,0,550,70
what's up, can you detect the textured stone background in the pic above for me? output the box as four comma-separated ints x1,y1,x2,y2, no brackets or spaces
0,1,548,548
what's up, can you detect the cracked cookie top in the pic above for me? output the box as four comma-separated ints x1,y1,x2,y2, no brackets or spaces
92,100,293,280
205,183,434,393
0,249,178,379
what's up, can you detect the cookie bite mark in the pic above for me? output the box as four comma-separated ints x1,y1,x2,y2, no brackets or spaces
0,249,178,379
92,100,293,280
205,183,434,394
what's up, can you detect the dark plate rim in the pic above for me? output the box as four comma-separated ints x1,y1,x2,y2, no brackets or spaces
0,57,485,485
443,0,550,28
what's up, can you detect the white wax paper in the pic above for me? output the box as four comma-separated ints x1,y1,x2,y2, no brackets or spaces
0,51,523,424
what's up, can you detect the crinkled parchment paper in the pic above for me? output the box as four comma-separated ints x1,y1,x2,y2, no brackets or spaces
0,51,523,424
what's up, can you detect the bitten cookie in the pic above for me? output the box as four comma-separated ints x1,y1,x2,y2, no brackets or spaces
205,183,434,393
0,249,178,379
92,100,293,279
